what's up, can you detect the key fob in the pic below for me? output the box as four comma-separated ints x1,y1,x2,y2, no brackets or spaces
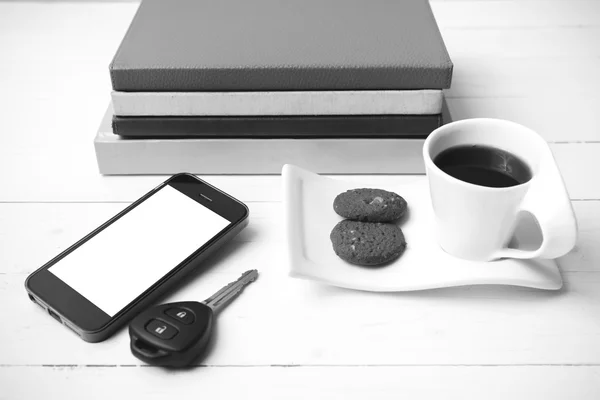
129,301,214,367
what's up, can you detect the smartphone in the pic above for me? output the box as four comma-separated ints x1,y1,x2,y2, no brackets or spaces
25,173,249,343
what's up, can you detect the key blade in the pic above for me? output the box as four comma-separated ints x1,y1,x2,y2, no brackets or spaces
204,269,259,313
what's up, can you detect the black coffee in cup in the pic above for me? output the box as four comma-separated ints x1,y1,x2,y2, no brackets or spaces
433,145,533,188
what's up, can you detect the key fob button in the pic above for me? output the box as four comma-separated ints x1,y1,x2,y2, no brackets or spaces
165,308,195,325
146,319,178,340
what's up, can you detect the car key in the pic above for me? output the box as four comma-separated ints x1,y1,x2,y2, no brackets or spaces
129,269,258,367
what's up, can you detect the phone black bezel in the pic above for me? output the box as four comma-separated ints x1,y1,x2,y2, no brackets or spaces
25,173,249,342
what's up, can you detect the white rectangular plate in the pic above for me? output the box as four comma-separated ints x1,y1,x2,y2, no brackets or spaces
283,164,562,291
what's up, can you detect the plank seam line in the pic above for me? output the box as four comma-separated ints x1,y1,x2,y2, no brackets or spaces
552,141,600,144
2,364,600,368
0,199,599,205
446,95,600,99
0,200,278,204
438,26,600,31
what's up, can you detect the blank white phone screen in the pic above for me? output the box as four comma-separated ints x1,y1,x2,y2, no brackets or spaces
49,185,230,317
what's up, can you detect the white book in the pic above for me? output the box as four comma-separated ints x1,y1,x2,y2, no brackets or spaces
94,105,430,175
111,90,443,116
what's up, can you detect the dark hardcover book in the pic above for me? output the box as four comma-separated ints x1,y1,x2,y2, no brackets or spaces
110,0,453,92
112,114,443,139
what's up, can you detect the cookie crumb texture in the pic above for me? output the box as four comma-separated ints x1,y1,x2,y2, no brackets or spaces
333,188,407,222
330,220,407,266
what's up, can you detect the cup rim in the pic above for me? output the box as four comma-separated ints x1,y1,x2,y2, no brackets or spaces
423,118,538,192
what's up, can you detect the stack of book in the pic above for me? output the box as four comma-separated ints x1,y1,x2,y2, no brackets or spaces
95,0,453,174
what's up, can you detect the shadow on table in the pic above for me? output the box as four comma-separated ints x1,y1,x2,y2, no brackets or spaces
308,276,568,304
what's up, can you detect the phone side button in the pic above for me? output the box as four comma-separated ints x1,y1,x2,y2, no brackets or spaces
145,319,178,340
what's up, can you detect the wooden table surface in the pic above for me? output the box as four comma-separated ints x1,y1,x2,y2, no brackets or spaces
1,1,600,399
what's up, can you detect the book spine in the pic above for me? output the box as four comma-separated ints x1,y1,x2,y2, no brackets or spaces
109,66,453,92
111,90,443,117
111,115,443,138
95,133,428,175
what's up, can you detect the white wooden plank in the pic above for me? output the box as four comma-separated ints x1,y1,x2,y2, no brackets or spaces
2,3,599,103
2,1,598,38
0,202,283,274
1,366,600,400
432,1,600,28
0,143,596,202
0,201,597,275
0,168,423,203
5,42,599,108
447,97,600,142
551,144,599,200
442,28,600,58
4,5,600,72
6,24,600,64
3,270,600,365
4,37,600,101
559,201,600,272
447,58,600,98
0,3,138,41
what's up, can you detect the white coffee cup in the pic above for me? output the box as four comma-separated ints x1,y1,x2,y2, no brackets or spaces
423,118,577,261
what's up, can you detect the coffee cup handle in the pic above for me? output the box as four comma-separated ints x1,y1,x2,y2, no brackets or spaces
494,150,577,260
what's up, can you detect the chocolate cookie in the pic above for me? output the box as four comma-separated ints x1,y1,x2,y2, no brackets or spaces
330,220,406,266
333,188,407,222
